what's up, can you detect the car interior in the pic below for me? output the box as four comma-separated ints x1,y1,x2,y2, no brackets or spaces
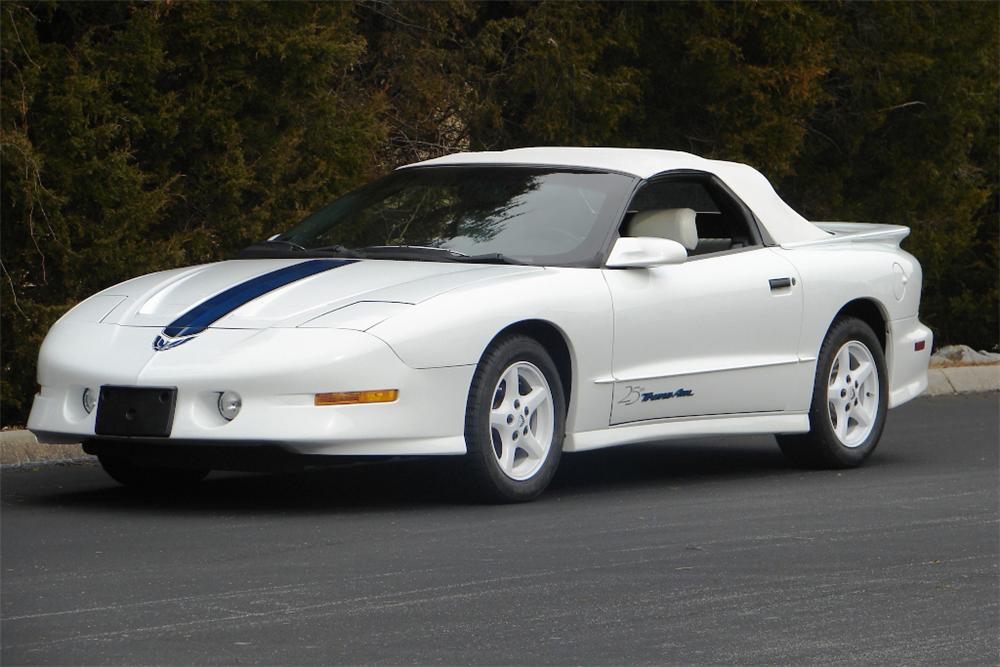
621,175,760,256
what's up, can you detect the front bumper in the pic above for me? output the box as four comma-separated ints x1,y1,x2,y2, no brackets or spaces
28,325,473,456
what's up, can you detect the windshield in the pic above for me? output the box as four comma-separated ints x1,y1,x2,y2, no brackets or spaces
271,166,636,266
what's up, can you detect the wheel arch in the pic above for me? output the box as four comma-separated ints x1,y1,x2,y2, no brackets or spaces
488,319,574,408
781,297,892,469
832,298,889,351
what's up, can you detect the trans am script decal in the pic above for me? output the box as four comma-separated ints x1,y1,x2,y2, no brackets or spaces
618,385,694,406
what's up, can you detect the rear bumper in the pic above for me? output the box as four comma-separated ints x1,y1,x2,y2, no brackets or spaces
887,316,933,408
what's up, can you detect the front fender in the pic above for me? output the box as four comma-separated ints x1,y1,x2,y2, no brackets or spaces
368,268,611,369
367,267,617,436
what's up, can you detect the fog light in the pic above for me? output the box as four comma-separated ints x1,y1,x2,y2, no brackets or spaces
218,391,242,421
82,387,97,414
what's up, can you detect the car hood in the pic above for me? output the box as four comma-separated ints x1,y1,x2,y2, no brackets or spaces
98,258,541,330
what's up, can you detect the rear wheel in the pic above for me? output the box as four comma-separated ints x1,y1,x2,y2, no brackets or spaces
98,455,209,490
777,317,888,468
462,335,565,502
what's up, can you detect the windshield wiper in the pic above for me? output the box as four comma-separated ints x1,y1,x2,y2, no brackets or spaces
239,240,361,259
241,241,522,264
256,239,307,251
308,244,362,257
359,246,522,264
462,252,524,265
361,245,464,255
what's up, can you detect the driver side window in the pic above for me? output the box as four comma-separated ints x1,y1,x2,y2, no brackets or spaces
621,175,761,256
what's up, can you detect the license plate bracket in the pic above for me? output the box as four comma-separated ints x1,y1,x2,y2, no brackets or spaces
95,386,177,437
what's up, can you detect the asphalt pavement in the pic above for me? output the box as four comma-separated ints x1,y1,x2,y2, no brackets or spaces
2,393,997,666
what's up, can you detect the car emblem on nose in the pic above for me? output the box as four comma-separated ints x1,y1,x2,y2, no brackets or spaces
152,334,192,352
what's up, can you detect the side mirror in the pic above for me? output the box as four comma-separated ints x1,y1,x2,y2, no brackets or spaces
605,236,688,268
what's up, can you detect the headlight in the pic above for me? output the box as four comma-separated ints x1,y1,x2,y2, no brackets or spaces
63,295,128,323
299,301,411,330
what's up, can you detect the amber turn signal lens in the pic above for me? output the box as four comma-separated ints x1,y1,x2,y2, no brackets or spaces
314,389,399,406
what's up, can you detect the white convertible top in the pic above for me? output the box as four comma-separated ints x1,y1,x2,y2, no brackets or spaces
403,147,831,244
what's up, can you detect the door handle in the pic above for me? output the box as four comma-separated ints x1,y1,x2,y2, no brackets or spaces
769,277,794,290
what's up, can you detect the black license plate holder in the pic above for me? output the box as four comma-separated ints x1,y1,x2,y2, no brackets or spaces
95,386,177,437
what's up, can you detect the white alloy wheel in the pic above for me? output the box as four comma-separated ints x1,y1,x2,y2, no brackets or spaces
489,361,555,481
827,340,880,448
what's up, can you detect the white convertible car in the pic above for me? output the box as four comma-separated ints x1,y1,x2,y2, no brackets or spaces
28,148,932,500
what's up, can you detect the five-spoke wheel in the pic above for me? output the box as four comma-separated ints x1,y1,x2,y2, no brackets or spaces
777,316,888,468
489,361,555,481
826,340,880,448
464,335,565,502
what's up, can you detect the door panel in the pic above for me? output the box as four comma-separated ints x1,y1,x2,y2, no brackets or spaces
604,248,803,424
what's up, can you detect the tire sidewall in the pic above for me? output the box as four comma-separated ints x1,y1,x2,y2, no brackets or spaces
464,336,566,501
810,318,889,466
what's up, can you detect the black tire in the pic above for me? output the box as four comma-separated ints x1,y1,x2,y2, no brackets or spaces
462,335,566,502
98,455,209,490
777,317,889,468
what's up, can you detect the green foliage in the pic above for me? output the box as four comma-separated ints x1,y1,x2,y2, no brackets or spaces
2,1,996,425
624,2,836,176
782,2,998,349
2,2,384,421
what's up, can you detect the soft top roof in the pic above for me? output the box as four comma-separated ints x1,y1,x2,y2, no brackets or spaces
402,147,830,244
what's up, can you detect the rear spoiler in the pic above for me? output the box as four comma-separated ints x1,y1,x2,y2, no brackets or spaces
781,222,911,249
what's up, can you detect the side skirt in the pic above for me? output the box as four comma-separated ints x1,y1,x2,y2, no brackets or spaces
564,412,810,453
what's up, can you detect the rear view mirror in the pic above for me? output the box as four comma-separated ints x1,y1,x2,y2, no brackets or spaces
605,236,688,268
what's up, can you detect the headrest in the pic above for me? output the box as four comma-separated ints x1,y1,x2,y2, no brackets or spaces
625,208,698,250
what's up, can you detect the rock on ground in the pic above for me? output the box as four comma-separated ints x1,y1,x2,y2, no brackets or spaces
930,344,1000,367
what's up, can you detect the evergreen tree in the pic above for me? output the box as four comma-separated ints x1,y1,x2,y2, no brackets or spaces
2,1,996,425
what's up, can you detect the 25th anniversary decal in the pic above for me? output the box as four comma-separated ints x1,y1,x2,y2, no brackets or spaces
618,385,694,406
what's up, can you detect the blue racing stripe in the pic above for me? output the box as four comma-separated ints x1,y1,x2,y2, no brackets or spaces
161,259,357,339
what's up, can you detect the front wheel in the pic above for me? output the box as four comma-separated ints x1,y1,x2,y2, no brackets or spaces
462,335,566,502
777,317,888,468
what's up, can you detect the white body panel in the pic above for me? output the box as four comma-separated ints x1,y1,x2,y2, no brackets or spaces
27,148,932,462
604,248,804,424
